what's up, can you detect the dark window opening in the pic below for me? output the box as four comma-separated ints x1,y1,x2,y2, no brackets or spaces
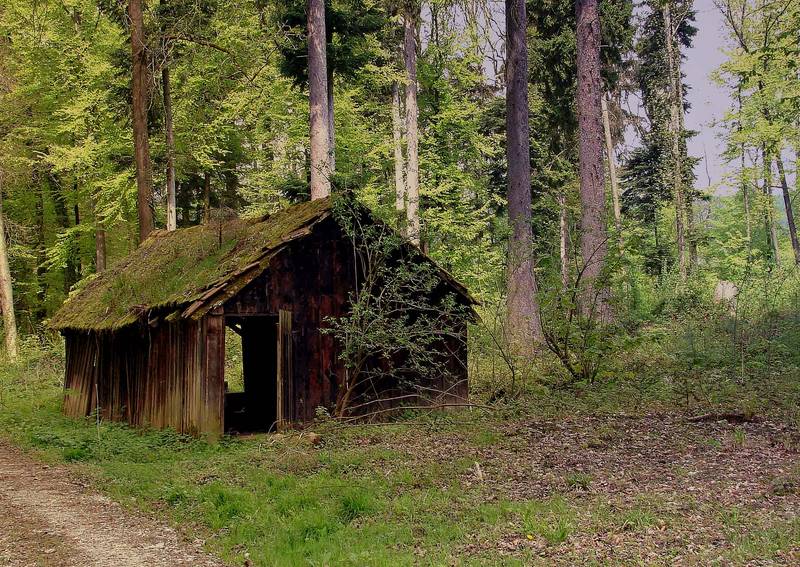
224,315,278,433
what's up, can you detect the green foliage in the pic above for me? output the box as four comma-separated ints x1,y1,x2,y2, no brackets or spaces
324,197,472,416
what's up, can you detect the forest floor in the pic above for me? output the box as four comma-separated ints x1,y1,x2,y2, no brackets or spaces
1,406,799,565
1,349,799,565
0,441,225,567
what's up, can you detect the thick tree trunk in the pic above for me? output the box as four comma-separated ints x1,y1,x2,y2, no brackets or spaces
664,3,687,279
163,65,177,232
576,0,611,321
404,3,421,245
775,156,800,265
601,95,622,250
392,81,406,230
0,177,18,361
308,0,332,200
129,0,154,243
505,0,543,348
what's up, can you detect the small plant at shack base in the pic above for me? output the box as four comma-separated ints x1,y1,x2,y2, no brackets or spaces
324,196,471,419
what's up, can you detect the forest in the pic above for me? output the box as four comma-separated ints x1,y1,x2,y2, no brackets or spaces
0,0,799,565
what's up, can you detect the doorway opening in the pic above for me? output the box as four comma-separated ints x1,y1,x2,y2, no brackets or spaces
223,315,278,433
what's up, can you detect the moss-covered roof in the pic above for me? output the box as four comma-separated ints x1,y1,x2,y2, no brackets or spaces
50,196,476,332
50,197,334,331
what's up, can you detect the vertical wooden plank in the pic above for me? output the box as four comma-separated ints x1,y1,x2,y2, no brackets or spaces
277,309,293,429
201,312,225,439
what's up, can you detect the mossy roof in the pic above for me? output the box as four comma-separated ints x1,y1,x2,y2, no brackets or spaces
50,196,475,332
50,197,334,331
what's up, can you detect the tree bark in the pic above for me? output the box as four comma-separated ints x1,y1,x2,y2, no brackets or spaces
95,225,107,272
0,176,18,361
505,0,543,348
742,149,752,262
762,147,780,265
327,65,336,172
664,3,687,279
674,42,697,271
163,65,177,232
308,0,332,200
34,180,46,321
601,95,622,250
392,80,406,230
576,0,611,321
775,156,799,265
129,0,154,243
404,3,421,245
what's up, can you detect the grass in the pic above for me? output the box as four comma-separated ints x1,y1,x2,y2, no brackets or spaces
1,343,799,566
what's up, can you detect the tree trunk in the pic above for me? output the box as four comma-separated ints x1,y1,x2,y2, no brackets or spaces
505,0,543,348
404,3,421,245
0,176,18,361
775,156,800,265
392,80,406,230
663,3,687,280
762,147,780,265
34,180,46,321
737,88,752,262
327,65,336,172
308,0,332,200
129,0,154,243
674,46,697,271
95,224,107,272
203,171,211,223
601,95,622,250
742,149,752,262
576,0,610,321
163,65,177,232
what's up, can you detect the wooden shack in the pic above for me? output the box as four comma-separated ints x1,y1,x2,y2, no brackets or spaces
49,196,473,438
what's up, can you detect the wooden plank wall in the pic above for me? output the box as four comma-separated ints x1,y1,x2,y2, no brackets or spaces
62,317,223,437
62,216,469,436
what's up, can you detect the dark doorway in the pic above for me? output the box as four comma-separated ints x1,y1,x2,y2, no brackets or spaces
224,315,278,433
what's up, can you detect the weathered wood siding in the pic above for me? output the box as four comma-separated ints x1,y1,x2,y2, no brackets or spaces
62,216,468,436
62,316,223,438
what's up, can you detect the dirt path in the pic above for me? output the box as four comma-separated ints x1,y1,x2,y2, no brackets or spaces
0,442,226,567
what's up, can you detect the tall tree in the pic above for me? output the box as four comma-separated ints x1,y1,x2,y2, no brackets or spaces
308,0,332,199
392,80,406,227
0,173,17,360
163,65,177,231
129,0,154,242
404,2,421,244
576,0,610,319
505,0,543,348
601,95,623,249
663,1,687,278
776,157,800,264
